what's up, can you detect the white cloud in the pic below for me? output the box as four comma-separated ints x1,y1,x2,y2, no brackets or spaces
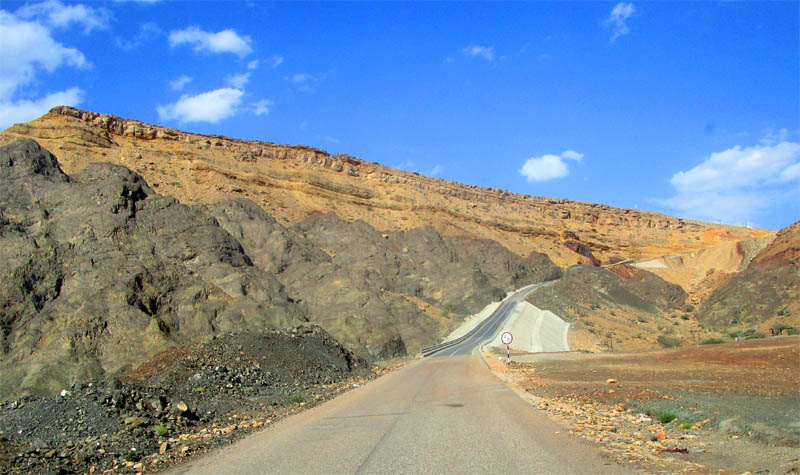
287,73,320,92
520,150,583,182
290,73,313,83
605,2,636,42
16,0,111,33
780,162,800,182
658,138,800,224
156,88,243,123
252,99,271,116
116,22,160,51
169,26,252,57
0,10,90,100
761,127,789,146
394,160,416,171
226,72,250,89
0,9,90,127
169,74,192,91
426,164,444,177
247,59,259,70
392,160,443,177
670,142,800,193
0,87,83,129
270,55,284,68
560,150,584,161
462,45,494,61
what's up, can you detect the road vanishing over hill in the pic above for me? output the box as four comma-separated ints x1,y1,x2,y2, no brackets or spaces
174,285,628,474
425,283,550,356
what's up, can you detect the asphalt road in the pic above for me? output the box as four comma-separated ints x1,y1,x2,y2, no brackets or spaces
432,284,544,357
173,354,630,474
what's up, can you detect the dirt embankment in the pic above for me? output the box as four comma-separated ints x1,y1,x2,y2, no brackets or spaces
497,337,800,474
0,326,383,474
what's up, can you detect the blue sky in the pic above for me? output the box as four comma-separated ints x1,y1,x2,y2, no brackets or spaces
1,1,798,230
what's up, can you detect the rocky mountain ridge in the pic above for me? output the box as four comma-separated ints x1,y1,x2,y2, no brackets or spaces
0,108,793,399
0,107,771,268
0,139,558,400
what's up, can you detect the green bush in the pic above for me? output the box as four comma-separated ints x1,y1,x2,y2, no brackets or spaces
700,338,725,345
680,314,690,321
775,324,800,335
657,335,682,348
443,303,459,315
683,304,695,313
679,421,695,430
745,332,766,340
654,410,678,424
154,424,168,437
288,391,307,403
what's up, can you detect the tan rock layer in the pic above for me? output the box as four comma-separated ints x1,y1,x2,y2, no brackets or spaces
0,106,772,267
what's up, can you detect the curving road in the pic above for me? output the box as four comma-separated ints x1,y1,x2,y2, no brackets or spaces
426,283,545,357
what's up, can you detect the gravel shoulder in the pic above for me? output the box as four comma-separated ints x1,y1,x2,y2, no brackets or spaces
486,336,800,474
0,326,398,474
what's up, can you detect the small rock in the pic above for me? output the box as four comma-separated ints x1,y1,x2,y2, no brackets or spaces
606,378,618,385
124,416,147,427
159,442,169,455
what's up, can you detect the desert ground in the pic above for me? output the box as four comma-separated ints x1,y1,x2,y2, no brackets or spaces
491,336,800,473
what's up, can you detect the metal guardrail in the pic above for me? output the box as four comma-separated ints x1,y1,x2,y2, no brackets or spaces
418,301,508,356
419,281,549,357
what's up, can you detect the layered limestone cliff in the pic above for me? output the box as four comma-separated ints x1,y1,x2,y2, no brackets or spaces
0,107,771,268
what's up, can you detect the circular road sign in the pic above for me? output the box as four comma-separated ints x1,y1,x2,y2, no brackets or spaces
501,332,513,345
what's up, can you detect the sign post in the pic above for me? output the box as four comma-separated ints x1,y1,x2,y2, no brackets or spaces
500,331,513,364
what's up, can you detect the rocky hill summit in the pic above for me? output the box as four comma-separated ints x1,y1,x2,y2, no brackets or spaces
0,107,770,268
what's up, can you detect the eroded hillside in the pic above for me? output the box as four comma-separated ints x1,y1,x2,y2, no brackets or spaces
696,220,800,332
0,139,559,399
0,107,770,268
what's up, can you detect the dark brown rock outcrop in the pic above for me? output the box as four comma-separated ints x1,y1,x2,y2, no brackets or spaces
0,140,562,399
0,140,303,399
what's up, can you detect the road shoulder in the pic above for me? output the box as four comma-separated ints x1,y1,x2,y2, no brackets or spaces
481,339,800,474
